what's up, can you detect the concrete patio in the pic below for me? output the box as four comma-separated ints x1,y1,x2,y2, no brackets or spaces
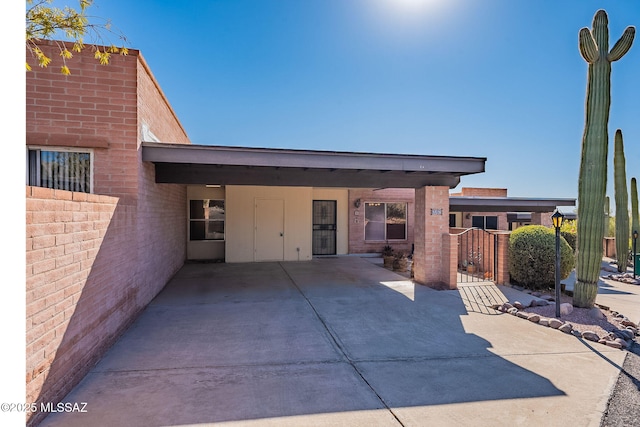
40,257,634,427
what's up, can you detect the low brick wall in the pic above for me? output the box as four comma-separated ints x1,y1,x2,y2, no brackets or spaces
25,185,185,426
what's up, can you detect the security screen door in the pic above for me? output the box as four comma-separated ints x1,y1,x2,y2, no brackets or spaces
312,200,337,255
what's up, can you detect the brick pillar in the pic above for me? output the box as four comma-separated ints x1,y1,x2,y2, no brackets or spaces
530,212,542,225
414,186,450,288
495,232,511,285
442,233,458,289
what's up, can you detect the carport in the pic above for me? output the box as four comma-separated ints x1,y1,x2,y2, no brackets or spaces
142,142,486,287
39,257,630,427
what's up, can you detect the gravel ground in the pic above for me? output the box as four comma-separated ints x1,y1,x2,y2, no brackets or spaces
600,341,640,427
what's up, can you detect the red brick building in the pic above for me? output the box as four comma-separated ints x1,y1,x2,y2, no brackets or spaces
25,41,574,426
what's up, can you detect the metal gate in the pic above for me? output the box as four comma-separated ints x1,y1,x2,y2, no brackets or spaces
455,228,498,283
312,200,337,255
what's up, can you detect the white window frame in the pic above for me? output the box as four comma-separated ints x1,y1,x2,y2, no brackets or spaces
26,146,94,193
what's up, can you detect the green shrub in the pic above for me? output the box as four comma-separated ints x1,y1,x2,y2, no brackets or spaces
508,225,575,290
560,230,577,252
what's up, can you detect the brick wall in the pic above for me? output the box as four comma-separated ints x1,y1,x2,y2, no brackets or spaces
413,186,450,287
26,187,138,426
26,41,140,198
136,57,190,144
348,188,415,254
457,187,508,197
26,41,189,426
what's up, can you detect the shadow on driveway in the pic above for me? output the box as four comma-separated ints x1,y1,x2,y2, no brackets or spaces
41,258,564,426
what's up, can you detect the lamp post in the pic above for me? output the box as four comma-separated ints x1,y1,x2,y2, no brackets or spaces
634,230,638,279
552,210,565,318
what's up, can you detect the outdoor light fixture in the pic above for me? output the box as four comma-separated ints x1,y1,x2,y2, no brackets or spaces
634,230,638,279
354,199,361,208
551,210,565,318
551,210,564,229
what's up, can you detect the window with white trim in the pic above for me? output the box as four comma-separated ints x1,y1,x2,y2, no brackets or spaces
27,147,93,193
364,202,407,241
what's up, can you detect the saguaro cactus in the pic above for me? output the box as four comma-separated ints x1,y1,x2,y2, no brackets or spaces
604,196,610,236
632,178,639,244
613,130,629,272
575,10,635,308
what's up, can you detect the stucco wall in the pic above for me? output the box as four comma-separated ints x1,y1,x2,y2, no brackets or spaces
226,186,313,262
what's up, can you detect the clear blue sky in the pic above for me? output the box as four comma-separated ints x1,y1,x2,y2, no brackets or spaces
30,1,640,202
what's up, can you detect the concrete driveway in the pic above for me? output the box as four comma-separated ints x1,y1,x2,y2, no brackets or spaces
41,257,630,426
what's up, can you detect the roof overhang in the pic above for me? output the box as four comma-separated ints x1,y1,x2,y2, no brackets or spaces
449,196,576,213
142,142,486,188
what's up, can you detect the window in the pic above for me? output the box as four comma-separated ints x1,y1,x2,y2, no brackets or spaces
27,147,92,193
472,215,498,230
189,199,225,240
364,202,407,241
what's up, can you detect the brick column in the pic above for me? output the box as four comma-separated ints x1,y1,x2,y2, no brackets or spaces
414,186,450,288
495,232,511,285
442,233,458,289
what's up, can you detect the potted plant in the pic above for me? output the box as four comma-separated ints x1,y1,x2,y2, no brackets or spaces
393,251,408,272
382,245,394,269
467,248,482,274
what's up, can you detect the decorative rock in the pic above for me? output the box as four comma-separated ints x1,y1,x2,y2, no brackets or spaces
606,333,618,341
508,308,518,315
535,300,549,307
527,314,541,323
517,311,530,319
502,302,514,310
513,301,525,310
560,303,574,316
582,331,600,342
613,329,635,340
529,300,537,307
605,340,623,349
589,307,605,320
614,338,628,349
621,319,638,328
541,295,555,301
599,339,607,344
549,319,563,329
626,326,638,335
559,323,573,333
539,318,549,327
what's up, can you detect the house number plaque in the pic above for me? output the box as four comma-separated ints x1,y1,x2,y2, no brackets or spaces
431,208,443,215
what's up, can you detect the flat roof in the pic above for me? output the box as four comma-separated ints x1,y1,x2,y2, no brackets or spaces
142,142,486,188
449,196,576,213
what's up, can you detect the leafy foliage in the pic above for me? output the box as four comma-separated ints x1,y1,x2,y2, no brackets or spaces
26,0,128,74
560,219,577,252
508,225,575,291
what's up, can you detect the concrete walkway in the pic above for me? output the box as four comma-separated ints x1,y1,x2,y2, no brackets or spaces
41,257,632,427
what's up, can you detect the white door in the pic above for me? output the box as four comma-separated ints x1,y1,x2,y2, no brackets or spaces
255,199,284,261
